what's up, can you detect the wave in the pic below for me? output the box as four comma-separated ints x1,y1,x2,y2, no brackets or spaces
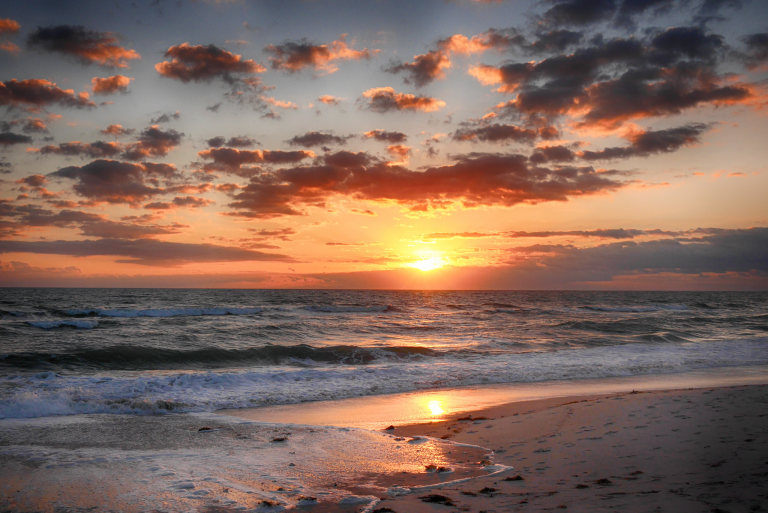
0,344,438,371
582,304,688,313
303,305,394,313
27,320,99,330
63,307,265,318
1,337,766,419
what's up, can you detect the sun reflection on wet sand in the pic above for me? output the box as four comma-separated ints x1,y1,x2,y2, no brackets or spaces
427,400,445,416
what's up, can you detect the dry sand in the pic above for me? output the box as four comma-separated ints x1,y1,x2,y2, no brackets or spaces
370,384,768,512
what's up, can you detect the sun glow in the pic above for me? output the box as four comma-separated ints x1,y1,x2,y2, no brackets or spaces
427,400,445,416
410,256,445,272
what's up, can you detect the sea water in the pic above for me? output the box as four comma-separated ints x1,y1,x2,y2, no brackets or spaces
1,289,766,419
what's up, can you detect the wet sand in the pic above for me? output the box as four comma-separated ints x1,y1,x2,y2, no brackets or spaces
1,374,767,511
373,384,768,512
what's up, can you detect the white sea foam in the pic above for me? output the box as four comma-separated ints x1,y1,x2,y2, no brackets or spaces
1,337,766,419
27,319,99,329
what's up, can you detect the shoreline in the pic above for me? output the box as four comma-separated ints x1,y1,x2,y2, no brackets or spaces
218,364,768,430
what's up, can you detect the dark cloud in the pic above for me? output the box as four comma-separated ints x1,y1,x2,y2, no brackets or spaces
0,79,96,110
505,228,768,285
0,132,33,146
614,0,675,29
27,25,140,68
580,123,711,160
360,87,446,113
206,136,258,148
265,35,377,73
91,75,132,95
77,220,188,239
287,131,351,148
219,150,626,218
529,145,577,163
49,159,171,205
385,51,451,88
2,118,49,134
695,0,743,23
197,147,315,176
39,141,123,158
452,123,540,144
121,125,183,161
742,33,768,69
506,228,682,239
100,124,134,137
0,239,294,267
475,31,753,128
144,196,214,210
206,102,222,112
528,30,585,53
249,227,296,241
541,0,617,27
155,43,264,83
150,111,181,124
363,130,408,143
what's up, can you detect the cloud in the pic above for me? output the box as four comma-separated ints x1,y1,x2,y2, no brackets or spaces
422,232,494,239
474,31,754,128
360,87,446,113
91,75,133,95
0,79,96,110
143,196,214,210
579,123,711,160
38,140,123,158
121,125,183,161
265,35,378,74
742,33,768,70
220,150,626,218
287,131,350,148
351,208,376,216
318,95,344,105
0,238,294,267
504,227,768,286
363,129,408,143
155,43,265,83
150,111,181,124
77,219,188,239
385,51,452,88
27,25,140,68
452,123,547,144
386,144,410,159
0,18,20,35
197,147,315,176
1,41,19,55
49,159,173,205
249,227,296,241
0,132,33,146
100,124,134,137
206,136,258,148
540,0,617,28
506,228,684,239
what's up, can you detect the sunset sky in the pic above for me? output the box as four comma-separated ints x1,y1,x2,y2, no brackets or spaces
1,0,767,289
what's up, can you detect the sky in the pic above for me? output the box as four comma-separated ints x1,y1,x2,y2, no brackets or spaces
0,0,767,290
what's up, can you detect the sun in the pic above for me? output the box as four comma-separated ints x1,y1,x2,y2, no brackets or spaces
410,256,445,272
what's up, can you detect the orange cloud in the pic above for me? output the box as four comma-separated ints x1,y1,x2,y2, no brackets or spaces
361,87,446,113
0,18,20,35
27,25,140,68
0,79,95,110
265,35,378,74
91,75,133,95
318,95,344,105
0,41,19,55
155,43,265,82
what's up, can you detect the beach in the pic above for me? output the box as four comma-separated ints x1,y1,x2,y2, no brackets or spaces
2,371,767,511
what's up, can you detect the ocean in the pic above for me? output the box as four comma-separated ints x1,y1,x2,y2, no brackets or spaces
2,289,767,420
